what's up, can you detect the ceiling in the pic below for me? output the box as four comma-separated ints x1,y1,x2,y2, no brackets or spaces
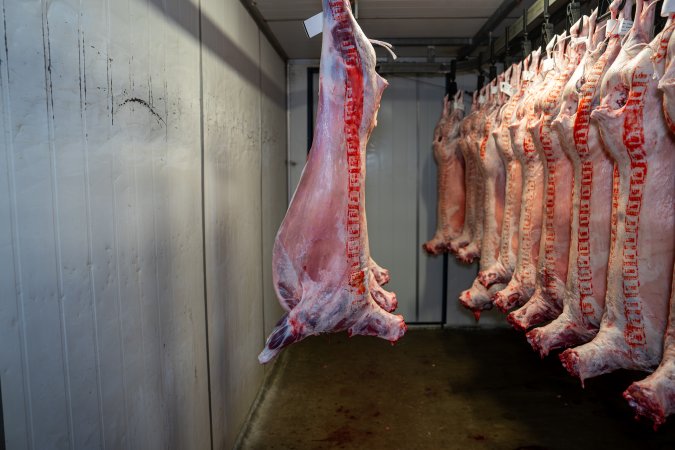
249,0,535,60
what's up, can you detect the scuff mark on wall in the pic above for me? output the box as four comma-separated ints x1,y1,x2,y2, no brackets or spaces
117,97,165,126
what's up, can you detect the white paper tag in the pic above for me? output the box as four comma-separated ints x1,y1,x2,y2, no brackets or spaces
453,101,465,111
662,0,675,17
500,81,513,96
304,12,323,38
619,19,633,36
542,58,555,73
606,19,618,36
478,95,486,104
490,85,498,95
522,70,534,81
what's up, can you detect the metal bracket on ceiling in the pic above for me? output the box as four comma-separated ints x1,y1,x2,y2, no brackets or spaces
522,8,531,56
542,0,554,48
567,0,581,29
489,32,497,79
427,45,437,63
504,26,511,66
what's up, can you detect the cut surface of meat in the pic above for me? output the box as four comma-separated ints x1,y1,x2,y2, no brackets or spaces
260,0,406,364
560,0,675,382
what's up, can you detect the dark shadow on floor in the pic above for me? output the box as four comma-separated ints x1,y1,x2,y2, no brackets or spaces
238,329,675,450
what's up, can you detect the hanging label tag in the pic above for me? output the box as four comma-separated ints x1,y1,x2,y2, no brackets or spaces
453,101,465,111
662,0,675,17
478,95,486,104
606,19,618,36
542,58,555,73
522,70,534,81
619,19,633,36
500,81,513,96
490,85,498,95
304,12,324,38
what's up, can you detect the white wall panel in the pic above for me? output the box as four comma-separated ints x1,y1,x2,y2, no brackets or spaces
0,0,295,447
417,76,446,322
367,76,419,322
261,38,288,341
201,0,267,448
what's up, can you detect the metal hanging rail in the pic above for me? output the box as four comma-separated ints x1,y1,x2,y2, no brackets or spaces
486,0,594,57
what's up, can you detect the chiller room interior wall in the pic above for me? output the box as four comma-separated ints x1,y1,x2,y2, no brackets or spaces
0,0,286,449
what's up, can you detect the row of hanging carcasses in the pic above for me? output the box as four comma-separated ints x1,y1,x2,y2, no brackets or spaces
424,0,675,428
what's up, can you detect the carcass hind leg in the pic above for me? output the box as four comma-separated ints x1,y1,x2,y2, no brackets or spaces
348,299,407,343
457,242,479,264
459,279,498,321
423,236,446,256
492,277,527,313
448,233,470,254
507,288,562,331
258,313,302,364
623,361,675,430
558,327,632,386
478,261,509,288
370,276,398,312
526,316,596,358
369,257,391,286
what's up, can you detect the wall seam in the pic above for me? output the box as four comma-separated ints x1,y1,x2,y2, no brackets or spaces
0,0,34,446
41,2,75,446
197,0,214,448
259,30,266,355
415,78,421,322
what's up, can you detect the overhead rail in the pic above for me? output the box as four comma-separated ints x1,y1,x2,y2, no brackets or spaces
458,0,526,59
489,0,572,57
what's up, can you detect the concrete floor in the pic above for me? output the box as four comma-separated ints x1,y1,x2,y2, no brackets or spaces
238,328,675,450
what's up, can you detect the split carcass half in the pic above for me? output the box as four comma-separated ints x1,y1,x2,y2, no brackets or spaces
260,0,406,364
455,90,489,263
459,75,511,317
423,92,466,255
449,94,480,257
